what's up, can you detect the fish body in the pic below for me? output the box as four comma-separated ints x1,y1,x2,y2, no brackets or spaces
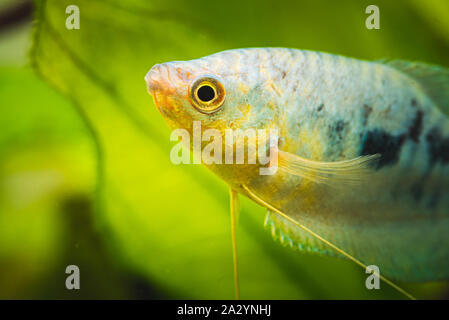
146,48,449,282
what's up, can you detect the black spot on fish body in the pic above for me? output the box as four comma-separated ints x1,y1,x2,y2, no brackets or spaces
408,110,423,143
328,120,347,141
360,108,426,170
426,128,449,166
362,104,372,126
335,120,345,134
411,98,418,107
360,129,406,169
317,104,324,112
325,119,348,158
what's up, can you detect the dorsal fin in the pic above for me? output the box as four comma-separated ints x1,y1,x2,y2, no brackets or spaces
378,59,449,117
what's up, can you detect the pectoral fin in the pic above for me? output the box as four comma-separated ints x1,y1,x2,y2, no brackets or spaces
278,150,380,186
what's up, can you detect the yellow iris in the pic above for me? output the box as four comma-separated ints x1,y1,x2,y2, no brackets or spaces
189,75,225,114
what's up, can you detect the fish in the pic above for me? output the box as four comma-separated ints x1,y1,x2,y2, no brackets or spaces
145,48,449,299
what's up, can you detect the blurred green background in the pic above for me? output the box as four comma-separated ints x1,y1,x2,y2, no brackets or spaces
0,0,448,299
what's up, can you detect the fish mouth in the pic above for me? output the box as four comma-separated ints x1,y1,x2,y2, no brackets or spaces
146,64,180,119
145,63,176,95
146,64,170,114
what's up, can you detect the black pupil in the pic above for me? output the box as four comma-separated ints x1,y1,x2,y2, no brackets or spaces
197,85,215,102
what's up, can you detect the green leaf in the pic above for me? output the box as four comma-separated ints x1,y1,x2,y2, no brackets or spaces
31,0,449,299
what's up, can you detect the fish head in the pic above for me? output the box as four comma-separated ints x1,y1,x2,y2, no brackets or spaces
145,49,280,135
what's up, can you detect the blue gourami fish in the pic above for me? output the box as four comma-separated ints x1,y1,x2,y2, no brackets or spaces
145,48,449,299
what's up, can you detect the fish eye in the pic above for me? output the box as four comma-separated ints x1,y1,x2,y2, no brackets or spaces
189,75,225,114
